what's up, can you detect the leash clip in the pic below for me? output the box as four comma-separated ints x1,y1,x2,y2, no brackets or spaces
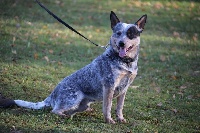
100,43,109,49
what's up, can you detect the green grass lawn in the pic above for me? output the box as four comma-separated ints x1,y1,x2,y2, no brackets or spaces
0,0,200,132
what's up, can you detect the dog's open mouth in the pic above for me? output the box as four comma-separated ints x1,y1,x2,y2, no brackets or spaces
118,45,133,58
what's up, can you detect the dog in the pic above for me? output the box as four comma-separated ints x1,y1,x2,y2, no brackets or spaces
0,11,147,124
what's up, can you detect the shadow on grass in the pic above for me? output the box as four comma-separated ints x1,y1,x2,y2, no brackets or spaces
0,124,71,132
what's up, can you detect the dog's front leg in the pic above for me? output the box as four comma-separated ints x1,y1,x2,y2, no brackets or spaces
116,91,127,123
103,87,116,124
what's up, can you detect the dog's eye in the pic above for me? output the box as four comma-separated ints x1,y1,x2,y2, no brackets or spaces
127,30,135,39
116,31,122,36
127,27,139,39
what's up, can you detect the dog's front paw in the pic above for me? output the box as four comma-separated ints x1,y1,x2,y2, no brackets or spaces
117,117,127,123
105,118,116,124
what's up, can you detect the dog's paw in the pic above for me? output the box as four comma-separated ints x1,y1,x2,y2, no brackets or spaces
117,117,127,123
105,118,116,124
85,107,94,112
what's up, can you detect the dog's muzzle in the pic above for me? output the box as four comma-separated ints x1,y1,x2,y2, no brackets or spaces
117,41,134,58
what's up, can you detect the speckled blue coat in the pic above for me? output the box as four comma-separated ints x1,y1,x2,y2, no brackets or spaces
45,46,138,113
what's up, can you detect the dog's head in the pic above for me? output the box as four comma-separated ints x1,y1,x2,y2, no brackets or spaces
109,11,147,58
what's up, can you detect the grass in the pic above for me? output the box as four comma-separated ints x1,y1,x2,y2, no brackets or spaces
0,0,200,132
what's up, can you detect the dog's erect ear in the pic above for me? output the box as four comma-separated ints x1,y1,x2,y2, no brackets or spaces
110,11,120,30
135,14,147,31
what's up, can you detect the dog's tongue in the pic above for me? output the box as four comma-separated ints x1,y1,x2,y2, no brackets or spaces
119,47,126,58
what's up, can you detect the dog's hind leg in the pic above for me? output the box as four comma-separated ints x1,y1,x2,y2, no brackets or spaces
67,98,93,115
51,91,85,117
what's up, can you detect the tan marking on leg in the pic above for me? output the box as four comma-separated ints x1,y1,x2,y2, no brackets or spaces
116,92,127,123
103,87,116,124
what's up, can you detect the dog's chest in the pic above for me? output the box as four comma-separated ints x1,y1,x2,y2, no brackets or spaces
112,64,137,97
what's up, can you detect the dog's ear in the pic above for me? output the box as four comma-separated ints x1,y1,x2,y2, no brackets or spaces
135,14,147,31
110,11,120,30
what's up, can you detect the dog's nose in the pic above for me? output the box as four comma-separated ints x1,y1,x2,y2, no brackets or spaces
119,41,125,47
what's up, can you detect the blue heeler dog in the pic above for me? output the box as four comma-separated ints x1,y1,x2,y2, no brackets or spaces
0,11,147,124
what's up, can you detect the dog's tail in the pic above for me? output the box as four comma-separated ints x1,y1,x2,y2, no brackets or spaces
0,93,51,109
14,98,50,109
